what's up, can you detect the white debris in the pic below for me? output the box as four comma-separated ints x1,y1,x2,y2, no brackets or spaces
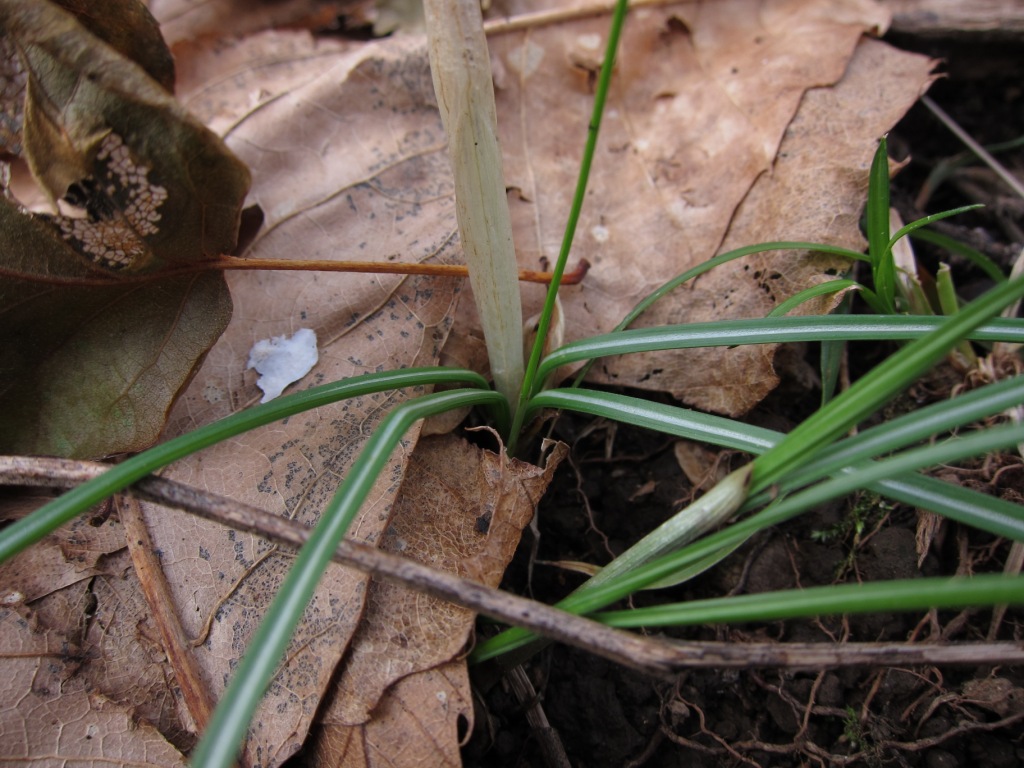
247,328,319,403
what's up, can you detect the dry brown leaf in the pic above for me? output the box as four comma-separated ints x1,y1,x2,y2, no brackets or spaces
165,0,926,420
915,508,945,568
0,603,187,766
0,502,124,604
312,662,471,768
0,27,464,767
0,512,197,751
79,549,198,746
150,0,351,46
608,32,937,413
139,349,456,765
0,1,249,457
475,0,928,415
311,434,564,762
673,441,728,490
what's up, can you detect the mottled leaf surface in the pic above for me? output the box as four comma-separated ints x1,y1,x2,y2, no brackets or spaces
477,0,927,414
124,33,466,767
312,434,563,755
0,563,190,765
312,662,471,768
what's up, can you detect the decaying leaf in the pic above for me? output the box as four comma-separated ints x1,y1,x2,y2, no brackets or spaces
170,0,933,419
0,0,249,457
312,434,564,753
136,48,467,750
590,32,936,413
150,0,354,47
311,662,471,768
0,497,124,605
0,583,189,766
2,0,249,270
0,492,201,752
477,0,930,415
0,253,232,457
154,6,933,761
52,0,176,92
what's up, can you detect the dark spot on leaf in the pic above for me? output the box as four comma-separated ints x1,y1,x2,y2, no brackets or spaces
475,512,492,534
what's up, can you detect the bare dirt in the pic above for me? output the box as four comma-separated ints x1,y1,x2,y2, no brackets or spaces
463,27,1024,768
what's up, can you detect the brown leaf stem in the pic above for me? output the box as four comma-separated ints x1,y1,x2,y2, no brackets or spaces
482,0,672,36
3,257,590,287
204,255,591,285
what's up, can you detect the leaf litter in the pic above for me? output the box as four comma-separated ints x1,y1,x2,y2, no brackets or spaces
312,435,565,765
0,0,939,765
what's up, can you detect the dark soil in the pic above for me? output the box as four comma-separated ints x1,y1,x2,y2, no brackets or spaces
464,25,1024,768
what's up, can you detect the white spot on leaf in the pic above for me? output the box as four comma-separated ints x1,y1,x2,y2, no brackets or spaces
247,328,319,402
507,41,544,78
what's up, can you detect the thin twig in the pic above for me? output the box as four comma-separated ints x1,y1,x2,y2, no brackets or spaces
505,665,572,768
483,0,680,36
7,256,591,288
118,496,215,734
6,455,1024,674
921,95,1024,200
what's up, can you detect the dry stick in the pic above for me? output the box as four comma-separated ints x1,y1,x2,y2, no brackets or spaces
921,95,1024,201
505,666,572,768
0,456,676,677
118,495,215,734
482,0,673,36
6,455,1024,674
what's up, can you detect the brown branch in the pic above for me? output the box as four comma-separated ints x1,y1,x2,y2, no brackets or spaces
6,455,1024,676
505,665,572,768
483,0,673,36
118,496,215,734
0,456,678,678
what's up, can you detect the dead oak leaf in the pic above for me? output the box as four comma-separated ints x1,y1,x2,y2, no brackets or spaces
0,605,187,767
462,0,924,415
0,501,124,604
311,434,565,764
311,662,471,768
605,35,936,413
0,506,197,752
